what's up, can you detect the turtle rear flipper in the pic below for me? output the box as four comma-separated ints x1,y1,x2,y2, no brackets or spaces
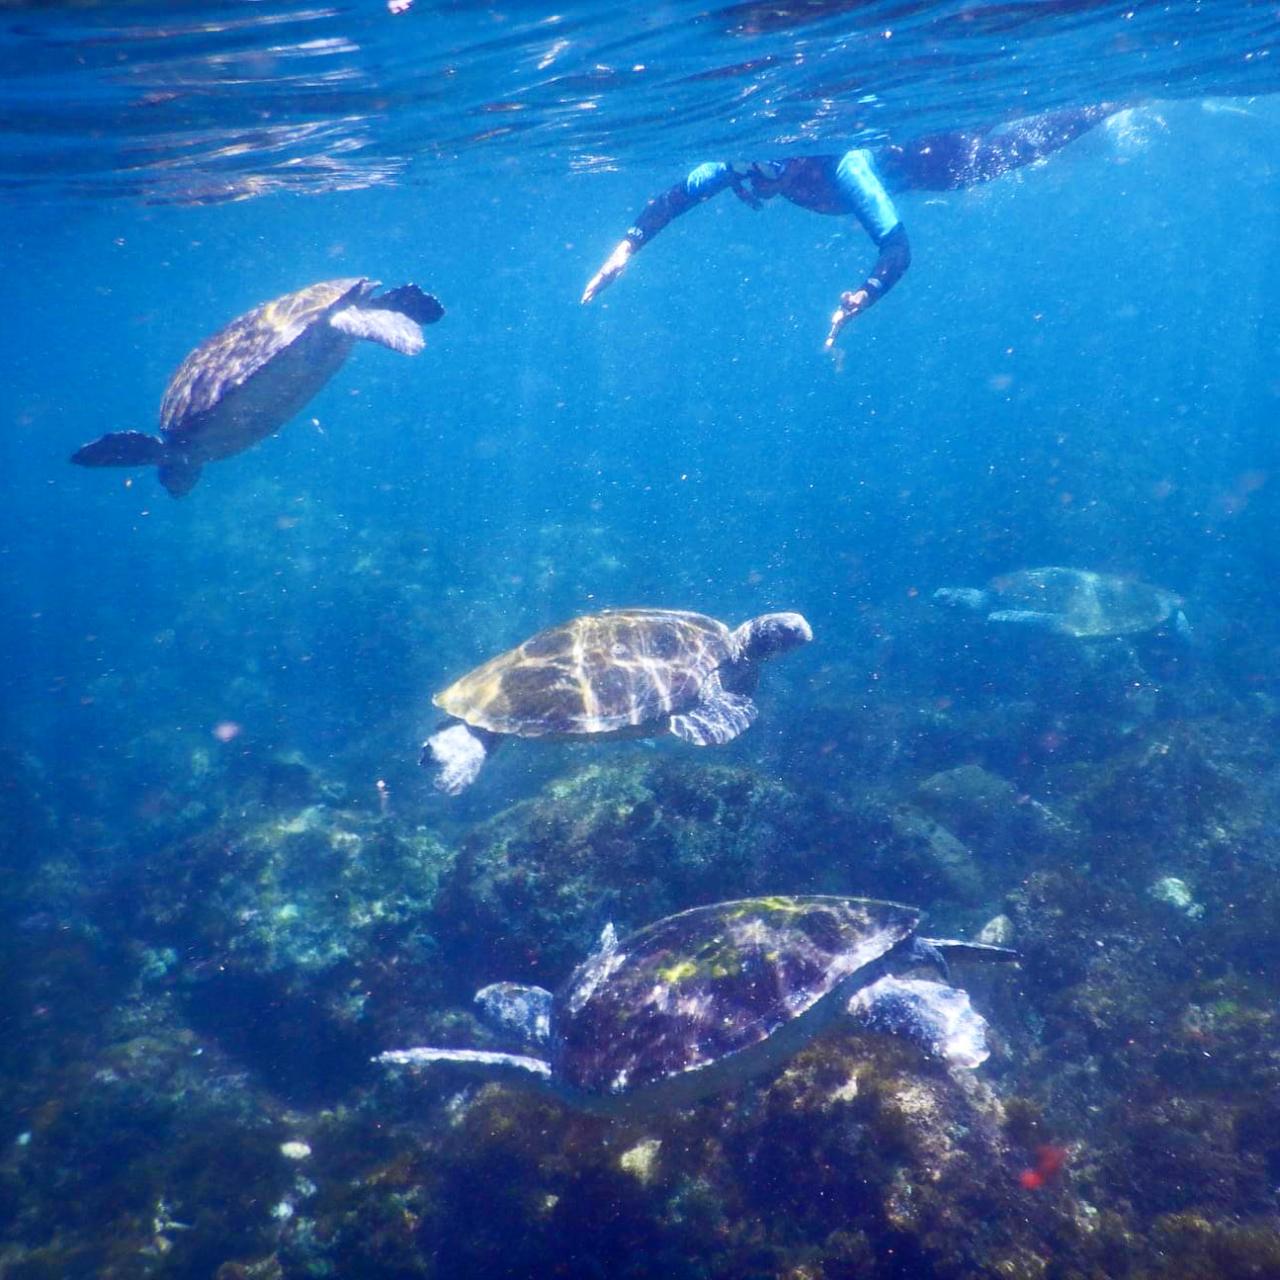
70,431,166,469
376,284,444,326
476,982,553,1047
158,458,203,498
423,723,489,794
668,673,758,746
329,305,424,355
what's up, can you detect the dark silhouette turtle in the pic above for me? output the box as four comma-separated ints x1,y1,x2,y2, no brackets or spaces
933,567,1186,638
376,895,1016,1114
423,607,813,794
70,277,443,496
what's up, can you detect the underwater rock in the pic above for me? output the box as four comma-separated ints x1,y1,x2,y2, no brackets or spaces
343,1027,1095,1278
887,805,985,904
0,956,300,1278
0,748,65,923
914,763,1077,861
1148,874,1204,919
1144,1213,1280,1280
618,1137,662,1185
1001,863,1280,1243
1071,720,1248,849
430,756,870,990
977,913,1015,946
98,799,455,1100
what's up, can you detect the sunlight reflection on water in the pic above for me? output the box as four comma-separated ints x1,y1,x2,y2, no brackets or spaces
1,0,1277,202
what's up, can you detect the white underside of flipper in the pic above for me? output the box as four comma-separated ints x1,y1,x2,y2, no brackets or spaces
330,305,425,355
426,723,488,794
846,975,991,1069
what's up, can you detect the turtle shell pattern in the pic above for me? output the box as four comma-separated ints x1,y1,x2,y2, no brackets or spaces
551,896,922,1096
434,608,739,737
990,567,1178,637
159,278,371,436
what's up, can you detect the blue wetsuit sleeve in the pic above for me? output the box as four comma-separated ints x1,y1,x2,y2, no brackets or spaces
833,149,903,244
626,162,737,248
830,149,910,313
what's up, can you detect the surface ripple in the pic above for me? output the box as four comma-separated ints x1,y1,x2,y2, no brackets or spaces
2,0,1277,202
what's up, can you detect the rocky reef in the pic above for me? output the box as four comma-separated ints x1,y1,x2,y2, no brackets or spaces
3,694,1280,1277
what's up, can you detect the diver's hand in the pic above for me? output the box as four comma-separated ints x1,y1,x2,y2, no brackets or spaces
582,240,634,304
823,288,870,350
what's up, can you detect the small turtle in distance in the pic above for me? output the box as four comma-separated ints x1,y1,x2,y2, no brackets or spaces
70,277,443,496
375,895,1017,1115
933,567,1186,638
423,607,813,795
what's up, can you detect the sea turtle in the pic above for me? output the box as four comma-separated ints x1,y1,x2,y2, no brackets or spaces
70,277,443,497
375,895,1017,1115
933,567,1186,638
422,607,813,795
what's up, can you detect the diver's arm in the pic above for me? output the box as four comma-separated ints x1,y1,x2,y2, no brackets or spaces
823,148,908,348
824,225,911,349
582,162,737,304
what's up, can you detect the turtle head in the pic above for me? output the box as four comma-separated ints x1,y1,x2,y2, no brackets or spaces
735,612,813,663
932,587,988,612
475,981,553,1049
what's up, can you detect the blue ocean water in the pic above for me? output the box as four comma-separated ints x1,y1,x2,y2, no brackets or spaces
3,3,1280,1277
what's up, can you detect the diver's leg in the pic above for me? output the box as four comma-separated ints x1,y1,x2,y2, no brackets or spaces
879,105,1115,192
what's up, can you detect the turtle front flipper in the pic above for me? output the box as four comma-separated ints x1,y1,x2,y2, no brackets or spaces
70,431,167,469
329,305,424,355
422,722,491,794
846,975,991,1069
375,1046,553,1082
932,587,989,611
668,672,758,746
918,937,1019,966
986,608,1072,633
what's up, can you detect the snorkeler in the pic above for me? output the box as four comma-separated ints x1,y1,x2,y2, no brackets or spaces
582,106,1115,349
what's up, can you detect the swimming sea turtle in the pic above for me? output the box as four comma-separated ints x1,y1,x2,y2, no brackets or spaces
376,895,1017,1114
70,277,443,496
423,607,813,795
933,567,1186,638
